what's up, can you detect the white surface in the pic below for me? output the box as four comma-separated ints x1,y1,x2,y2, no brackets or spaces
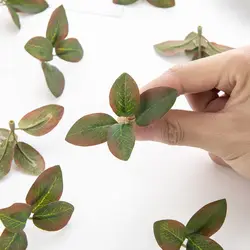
1,1,250,249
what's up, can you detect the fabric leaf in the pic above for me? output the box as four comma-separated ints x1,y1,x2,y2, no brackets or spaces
7,5,21,29
147,0,175,8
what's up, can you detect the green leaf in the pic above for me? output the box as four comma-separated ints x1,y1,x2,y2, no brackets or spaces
33,201,74,231
41,62,65,98
66,113,117,146
136,87,177,127
186,199,227,237
107,123,135,161
147,0,175,8
24,36,53,62
0,229,28,250
109,73,140,117
18,104,64,136
46,5,68,46
192,49,209,61
154,220,186,250
113,0,138,4
7,5,21,29
0,129,17,179
187,234,223,250
55,38,84,62
6,0,48,14
26,165,63,213
14,142,45,175
204,42,233,56
0,203,31,233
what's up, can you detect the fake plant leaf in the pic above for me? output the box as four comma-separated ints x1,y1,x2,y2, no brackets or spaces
154,220,186,250
24,36,53,62
192,49,209,60
107,123,135,161
26,165,63,213
42,62,65,98
7,5,21,29
14,142,45,175
46,5,68,46
0,129,17,179
0,229,28,250
55,38,84,62
66,113,117,146
109,73,140,117
186,199,227,237
136,87,177,127
6,0,48,14
147,0,175,8
113,0,138,5
33,201,74,231
0,203,31,233
204,42,233,56
187,234,223,250
18,104,64,136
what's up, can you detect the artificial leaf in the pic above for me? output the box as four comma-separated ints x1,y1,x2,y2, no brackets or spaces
0,203,31,233
107,123,135,161
0,129,16,179
192,49,209,60
187,234,223,250
24,36,53,62
113,0,138,5
55,38,84,62
7,5,21,29
33,201,74,231
204,42,233,56
14,142,45,175
6,0,48,14
154,220,186,250
18,104,64,136
26,165,63,213
46,5,68,46
147,0,175,8
109,73,140,117
42,62,65,98
186,199,227,237
0,229,28,250
66,113,117,146
136,87,177,126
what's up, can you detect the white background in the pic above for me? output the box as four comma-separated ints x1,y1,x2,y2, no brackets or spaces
1,0,250,249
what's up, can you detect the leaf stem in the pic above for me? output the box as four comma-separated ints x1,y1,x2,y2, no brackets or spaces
197,26,202,59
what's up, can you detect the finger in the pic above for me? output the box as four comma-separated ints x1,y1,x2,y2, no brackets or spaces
209,152,231,168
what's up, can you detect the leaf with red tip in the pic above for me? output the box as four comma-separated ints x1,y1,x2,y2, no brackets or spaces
154,220,186,250
26,165,63,213
113,0,138,5
42,62,65,98
147,0,175,8
18,104,64,136
107,123,135,161
46,5,68,46
0,229,28,250
66,113,117,146
24,36,53,62
7,5,20,29
33,201,74,231
204,42,233,56
0,203,31,233
14,142,45,175
55,38,84,62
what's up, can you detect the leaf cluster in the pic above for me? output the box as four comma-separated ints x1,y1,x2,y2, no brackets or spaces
0,165,74,249
66,72,177,161
154,26,233,61
24,5,84,98
154,199,227,250
1,0,48,29
113,0,175,8
0,104,64,179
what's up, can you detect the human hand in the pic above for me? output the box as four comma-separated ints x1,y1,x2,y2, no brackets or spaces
136,46,250,179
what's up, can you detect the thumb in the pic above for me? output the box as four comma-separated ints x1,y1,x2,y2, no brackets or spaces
135,109,225,152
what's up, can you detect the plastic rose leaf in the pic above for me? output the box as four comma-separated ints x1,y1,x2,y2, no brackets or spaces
7,5,21,29
204,42,233,56
113,0,138,5
147,0,175,8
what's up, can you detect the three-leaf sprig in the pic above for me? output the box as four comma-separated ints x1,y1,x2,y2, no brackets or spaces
0,166,74,250
154,26,233,61
25,5,84,98
0,0,48,29
113,0,175,8
66,72,177,161
0,104,64,179
154,199,227,250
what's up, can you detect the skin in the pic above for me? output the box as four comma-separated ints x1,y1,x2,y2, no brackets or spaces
135,45,250,179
